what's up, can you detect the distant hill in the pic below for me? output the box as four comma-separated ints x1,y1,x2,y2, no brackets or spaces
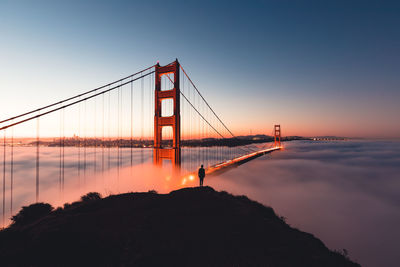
236,134,272,140
0,187,359,267
310,136,348,141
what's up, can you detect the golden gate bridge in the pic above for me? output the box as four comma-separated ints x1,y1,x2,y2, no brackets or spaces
0,59,282,227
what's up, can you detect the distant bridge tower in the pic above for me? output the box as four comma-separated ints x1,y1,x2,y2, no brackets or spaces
274,124,281,148
153,60,181,168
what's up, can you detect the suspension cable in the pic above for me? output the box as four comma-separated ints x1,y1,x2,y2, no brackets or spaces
0,65,156,125
165,71,252,154
0,71,155,131
180,65,237,138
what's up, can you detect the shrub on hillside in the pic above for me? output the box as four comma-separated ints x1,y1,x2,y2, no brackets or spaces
11,203,53,226
80,192,102,202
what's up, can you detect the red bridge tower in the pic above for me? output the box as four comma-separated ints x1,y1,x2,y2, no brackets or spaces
153,60,181,168
274,124,281,148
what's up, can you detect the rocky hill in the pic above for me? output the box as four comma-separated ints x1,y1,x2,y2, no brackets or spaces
0,186,359,266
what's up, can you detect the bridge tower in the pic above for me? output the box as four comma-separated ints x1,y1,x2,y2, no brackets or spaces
274,124,281,148
153,60,181,168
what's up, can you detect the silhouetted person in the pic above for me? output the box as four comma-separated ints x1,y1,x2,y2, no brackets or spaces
198,164,205,187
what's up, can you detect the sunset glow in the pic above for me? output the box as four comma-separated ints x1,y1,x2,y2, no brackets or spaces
0,1,399,266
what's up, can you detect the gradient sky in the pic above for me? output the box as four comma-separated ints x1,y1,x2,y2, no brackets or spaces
1,0,399,138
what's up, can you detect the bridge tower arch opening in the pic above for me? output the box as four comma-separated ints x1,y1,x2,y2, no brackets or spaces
153,60,181,169
274,124,281,148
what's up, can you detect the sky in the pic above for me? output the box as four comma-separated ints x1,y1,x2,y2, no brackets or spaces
0,0,399,138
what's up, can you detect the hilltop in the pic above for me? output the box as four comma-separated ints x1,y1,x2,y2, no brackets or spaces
0,187,359,267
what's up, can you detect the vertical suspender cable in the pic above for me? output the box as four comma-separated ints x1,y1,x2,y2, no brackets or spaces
36,115,39,203
189,79,196,171
192,87,193,171
2,130,6,227
84,101,86,186
62,108,65,193
59,107,62,193
188,80,191,172
148,72,152,161
141,71,144,164
197,91,200,169
207,109,210,167
108,90,111,171
78,98,81,183
60,109,62,193
202,102,204,165
10,125,13,216
152,72,155,161
102,93,105,178
120,82,123,169
150,72,154,162
117,84,120,181
130,77,133,167
181,72,185,172
94,97,97,176
119,83,122,171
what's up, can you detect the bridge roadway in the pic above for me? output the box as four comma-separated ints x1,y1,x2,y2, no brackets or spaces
205,147,282,176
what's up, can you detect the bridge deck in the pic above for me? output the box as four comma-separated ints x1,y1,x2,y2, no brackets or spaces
205,147,281,176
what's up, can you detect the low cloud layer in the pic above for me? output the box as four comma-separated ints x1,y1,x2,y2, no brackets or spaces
208,140,400,267
1,140,399,267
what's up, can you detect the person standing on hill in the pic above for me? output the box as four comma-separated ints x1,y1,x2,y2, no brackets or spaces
198,165,205,187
